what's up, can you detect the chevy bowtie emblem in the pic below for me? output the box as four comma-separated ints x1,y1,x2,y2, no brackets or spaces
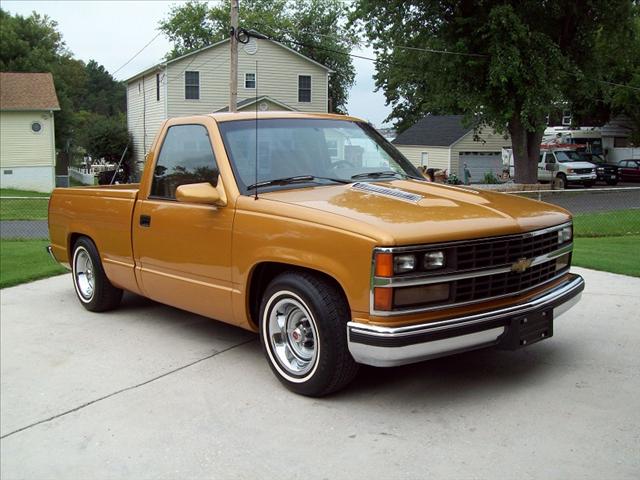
511,257,533,273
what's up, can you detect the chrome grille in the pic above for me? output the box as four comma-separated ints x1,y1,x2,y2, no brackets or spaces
574,168,593,174
455,230,560,271
454,261,566,303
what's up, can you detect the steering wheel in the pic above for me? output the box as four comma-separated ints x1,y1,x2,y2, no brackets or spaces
332,160,356,170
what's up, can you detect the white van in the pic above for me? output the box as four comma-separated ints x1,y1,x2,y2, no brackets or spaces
504,147,596,188
538,149,596,188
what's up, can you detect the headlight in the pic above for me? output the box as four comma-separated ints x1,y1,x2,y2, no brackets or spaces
424,251,446,270
393,254,417,274
566,168,574,173
558,225,572,244
597,168,604,172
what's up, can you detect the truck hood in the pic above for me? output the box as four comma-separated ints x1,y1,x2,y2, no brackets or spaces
257,180,571,246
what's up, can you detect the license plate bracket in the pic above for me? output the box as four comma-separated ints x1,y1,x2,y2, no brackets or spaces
497,309,554,350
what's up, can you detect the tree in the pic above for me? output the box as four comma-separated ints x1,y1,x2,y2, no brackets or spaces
1,9,127,154
352,0,639,182
159,0,357,112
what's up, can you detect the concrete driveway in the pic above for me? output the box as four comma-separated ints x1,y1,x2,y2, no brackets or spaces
1,267,638,479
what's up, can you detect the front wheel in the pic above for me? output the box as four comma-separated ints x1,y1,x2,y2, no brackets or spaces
259,271,358,396
72,237,123,312
554,173,567,189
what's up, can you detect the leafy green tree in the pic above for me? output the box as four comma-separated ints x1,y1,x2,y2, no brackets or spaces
1,9,127,157
352,0,638,182
159,0,357,112
82,113,131,163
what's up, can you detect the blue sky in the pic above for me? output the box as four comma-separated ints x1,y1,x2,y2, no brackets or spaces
4,0,392,127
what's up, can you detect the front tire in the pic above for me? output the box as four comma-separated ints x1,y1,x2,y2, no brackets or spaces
259,271,358,396
72,237,123,312
553,173,567,189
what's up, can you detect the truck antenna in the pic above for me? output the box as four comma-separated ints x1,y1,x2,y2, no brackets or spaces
254,59,259,200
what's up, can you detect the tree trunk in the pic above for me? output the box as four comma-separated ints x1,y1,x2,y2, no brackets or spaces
508,116,543,184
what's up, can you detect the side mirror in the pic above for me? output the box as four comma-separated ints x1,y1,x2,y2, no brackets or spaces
175,180,227,206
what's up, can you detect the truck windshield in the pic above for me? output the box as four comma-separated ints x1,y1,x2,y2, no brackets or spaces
218,118,423,193
555,151,583,163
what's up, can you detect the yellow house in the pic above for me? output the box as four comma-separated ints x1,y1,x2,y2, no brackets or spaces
0,72,60,192
393,115,512,179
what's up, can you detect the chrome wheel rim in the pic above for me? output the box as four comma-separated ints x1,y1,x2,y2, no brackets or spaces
74,248,95,301
267,296,318,376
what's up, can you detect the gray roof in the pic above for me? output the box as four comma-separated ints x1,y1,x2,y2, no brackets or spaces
392,115,472,147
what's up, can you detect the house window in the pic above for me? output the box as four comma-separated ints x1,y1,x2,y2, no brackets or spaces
185,71,200,100
327,139,338,158
156,73,160,101
562,110,572,126
245,73,256,89
421,152,429,167
298,75,311,102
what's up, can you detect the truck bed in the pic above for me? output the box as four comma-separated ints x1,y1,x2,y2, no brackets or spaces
48,184,141,294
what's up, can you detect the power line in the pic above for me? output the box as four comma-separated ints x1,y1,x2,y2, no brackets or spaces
599,80,640,92
112,32,162,77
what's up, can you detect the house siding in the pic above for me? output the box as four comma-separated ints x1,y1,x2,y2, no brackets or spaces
126,69,167,164
394,145,451,171
0,111,56,191
165,39,328,118
450,129,511,174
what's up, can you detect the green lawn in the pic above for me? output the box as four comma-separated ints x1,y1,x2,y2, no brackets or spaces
573,209,640,237
573,236,640,277
0,240,68,288
0,188,49,197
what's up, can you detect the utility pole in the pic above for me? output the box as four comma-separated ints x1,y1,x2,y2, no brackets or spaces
229,0,239,113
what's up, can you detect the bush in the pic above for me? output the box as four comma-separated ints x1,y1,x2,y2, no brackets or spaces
483,171,500,184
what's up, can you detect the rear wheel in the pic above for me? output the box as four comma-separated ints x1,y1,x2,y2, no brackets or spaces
72,237,123,312
259,271,358,396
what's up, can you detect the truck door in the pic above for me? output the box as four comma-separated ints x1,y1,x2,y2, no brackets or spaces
132,123,234,322
537,153,547,181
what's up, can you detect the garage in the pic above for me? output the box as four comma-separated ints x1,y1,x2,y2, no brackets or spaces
458,151,503,181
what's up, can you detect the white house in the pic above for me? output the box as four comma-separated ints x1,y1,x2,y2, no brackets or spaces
0,72,59,192
125,35,332,164
392,115,512,178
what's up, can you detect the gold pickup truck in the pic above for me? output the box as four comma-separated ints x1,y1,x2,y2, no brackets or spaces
48,112,584,396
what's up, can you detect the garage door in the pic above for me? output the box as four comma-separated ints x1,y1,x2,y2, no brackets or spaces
458,152,503,182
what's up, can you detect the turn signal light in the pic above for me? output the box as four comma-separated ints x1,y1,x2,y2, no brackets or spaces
373,287,393,311
375,252,393,277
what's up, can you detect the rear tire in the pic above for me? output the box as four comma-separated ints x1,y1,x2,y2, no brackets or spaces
72,237,123,312
259,271,359,396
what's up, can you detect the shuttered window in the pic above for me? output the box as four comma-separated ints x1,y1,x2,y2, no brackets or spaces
185,71,200,100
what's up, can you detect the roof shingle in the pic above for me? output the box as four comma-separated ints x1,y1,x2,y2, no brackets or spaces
0,72,60,111
392,114,471,147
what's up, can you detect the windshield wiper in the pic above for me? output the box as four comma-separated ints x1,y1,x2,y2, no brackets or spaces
247,175,351,190
350,170,407,180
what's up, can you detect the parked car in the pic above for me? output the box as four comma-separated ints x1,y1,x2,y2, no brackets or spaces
537,149,596,188
618,159,640,182
577,153,619,185
47,112,584,396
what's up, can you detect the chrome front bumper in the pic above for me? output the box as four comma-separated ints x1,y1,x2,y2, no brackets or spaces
347,274,584,367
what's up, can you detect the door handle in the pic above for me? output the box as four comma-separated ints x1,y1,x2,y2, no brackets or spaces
140,215,151,227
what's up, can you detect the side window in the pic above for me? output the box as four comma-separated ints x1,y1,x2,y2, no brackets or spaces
546,153,556,163
150,125,218,199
